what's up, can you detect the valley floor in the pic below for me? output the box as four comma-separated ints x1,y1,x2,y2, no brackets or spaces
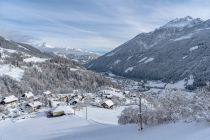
0,107,210,140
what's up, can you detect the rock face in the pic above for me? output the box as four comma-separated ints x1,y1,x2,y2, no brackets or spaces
0,36,113,96
87,16,210,88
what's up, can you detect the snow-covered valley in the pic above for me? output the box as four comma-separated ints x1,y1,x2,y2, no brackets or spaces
1,39,210,140
1,6,210,139
1,83,210,140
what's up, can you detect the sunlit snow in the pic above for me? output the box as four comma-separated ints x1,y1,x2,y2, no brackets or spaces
23,57,48,63
144,58,154,63
125,67,134,73
189,46,199,52
0,64,24,81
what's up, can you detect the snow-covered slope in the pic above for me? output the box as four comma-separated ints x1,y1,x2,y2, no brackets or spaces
23,57,48,63
0,36,51,58
87,16,210,89
76,106,125,125
0,35,114,96
0,64,24,81
0,36,50,82
0,114,210,140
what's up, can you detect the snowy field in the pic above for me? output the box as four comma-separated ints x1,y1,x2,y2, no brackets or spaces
0,64,24,81
0,107,210,140
76,106,125,125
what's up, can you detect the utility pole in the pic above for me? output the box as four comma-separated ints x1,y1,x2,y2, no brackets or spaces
84,96,88,120
85,104,87,120
73,106,76,115
139,93,143,131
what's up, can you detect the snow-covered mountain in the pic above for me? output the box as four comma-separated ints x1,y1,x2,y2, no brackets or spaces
36,43,99,65
0,36,113,96
162,16,203,28
87,16,210,89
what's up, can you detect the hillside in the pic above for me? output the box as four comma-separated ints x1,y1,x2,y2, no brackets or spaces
1,112,210,140
0,36,114,97
35,43,99,65
87,16,210,89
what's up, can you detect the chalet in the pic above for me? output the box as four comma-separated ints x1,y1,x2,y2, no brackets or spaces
50,100,63,107
22,92,34,100
47,110,65,118
90,97,101,107
58,95,69,103
26,101,42,112
69,95,84,105
69,98,79,105
73,95,84,101
101,99,114,109
43,91,52,97
0,95,18,107
47,106,74,117
99,88,124,100
99,92,113,99
123,91,130,95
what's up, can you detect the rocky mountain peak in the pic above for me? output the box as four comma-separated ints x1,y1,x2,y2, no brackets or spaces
162,16,203,28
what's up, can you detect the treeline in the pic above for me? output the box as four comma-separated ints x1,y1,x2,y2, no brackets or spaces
118,89,210,125
0,56,115,97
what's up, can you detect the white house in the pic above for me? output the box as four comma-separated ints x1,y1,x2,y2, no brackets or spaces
101,99,114,109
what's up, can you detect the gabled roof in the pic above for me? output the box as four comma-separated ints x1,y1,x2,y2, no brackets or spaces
2,95,18,103
28,101,42,108
52,106,74,114
23,92,34,98
43,91,51,95
103,100,114,107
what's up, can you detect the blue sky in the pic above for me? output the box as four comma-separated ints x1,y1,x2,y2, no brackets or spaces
0,0,210,53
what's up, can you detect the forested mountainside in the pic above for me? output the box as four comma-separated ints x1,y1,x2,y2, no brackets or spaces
87,16,210,89
0,36,114,97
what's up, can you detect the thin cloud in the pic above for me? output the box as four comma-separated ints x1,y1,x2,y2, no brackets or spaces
0,0,210,52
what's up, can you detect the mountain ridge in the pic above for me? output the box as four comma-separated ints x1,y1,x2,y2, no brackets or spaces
0,35,114,96
86,16,210,89
34,43,99,64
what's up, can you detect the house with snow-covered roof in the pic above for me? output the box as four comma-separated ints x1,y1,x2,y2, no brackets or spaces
47,106,74,117
26,101,42,112
0,95,18,107
43,90,52,95
101,99,114,109
43,91,54,99
22,91,34,100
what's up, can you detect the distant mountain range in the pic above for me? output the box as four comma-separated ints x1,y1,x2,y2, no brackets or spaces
87,16,210,89
35,43,99,65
